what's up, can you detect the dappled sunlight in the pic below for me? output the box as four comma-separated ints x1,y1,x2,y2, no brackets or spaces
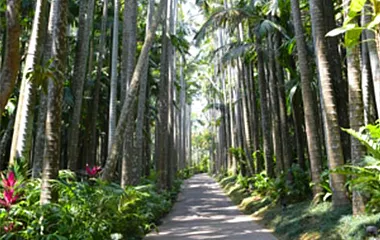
145,174,277,240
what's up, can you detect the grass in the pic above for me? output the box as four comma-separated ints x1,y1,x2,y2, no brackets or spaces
217,175,380,240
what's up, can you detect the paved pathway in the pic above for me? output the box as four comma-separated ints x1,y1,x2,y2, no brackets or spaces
145,173,277,240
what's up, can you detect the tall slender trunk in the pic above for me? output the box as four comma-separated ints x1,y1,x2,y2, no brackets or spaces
40,0,67,204
324,0,350,163
108,0,119,155
85,0,108,166
363,1,380,118
291,0,322,196
32,93,47,177
309,0,349,206
257,35,274,177
9,0,47,165
135,0,154,180
268,33,283,174
101,0,166,181
0,0,21,119
156,0,171,189
274,32,291,170
67,0,94,170
344,1,366,215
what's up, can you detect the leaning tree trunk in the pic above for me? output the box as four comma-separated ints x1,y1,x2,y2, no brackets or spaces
101,0,166,181
309,0,349,206
9,0,47,165
136,0,154,179
67,0,94,170
291,0,323,197
0,0,21,124
40,0,67,204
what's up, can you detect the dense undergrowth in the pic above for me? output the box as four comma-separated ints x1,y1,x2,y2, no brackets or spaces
216,121,380,240
218,173,380,240
0,164,201,240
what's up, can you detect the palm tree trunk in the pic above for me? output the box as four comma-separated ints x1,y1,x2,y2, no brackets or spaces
32,93,47,177
136,0,154,179
9,0,47,165
41,0,67,204
85,0,108,166
108,0,119,155
257,35,274,178
0,0,21,118
309,0,349,206
344,1,366,215
67,0,94,170
274,32,291,171
363,1,380,118
268,33,283,174
361,10,377,124
101,0,166,181
291,0,322,196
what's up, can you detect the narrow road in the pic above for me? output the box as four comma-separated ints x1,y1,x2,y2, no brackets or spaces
145,173,277,240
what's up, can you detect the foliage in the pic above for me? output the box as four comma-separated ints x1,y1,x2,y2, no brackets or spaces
334,121,380,213
0,169,182,239
326,0,380,48
314,169,334,203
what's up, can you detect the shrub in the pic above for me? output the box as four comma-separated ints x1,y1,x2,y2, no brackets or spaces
0,169,182,239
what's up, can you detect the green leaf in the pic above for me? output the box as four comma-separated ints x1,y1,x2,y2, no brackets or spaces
326,26,350,37
345,27,364,48
349,0,366,12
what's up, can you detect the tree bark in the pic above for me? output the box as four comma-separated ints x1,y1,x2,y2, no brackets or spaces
67,0,94,170
9,0,47,165
309,0,349,206
101,0,166,181
40,0,68,204
291,0,323,196
0,0,21,119
257,35,274,178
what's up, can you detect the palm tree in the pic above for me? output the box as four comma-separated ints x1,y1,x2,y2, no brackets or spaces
67,0,94,170
9,0,47,165
108,0,119,156
121,0,139,187
40,0,68,204
344,0,366,215
84,0,109,166
135,0,154,180
156,0,171,189
101,0,166,181
0,0,21,126
290,0,322,196
309,0,349,206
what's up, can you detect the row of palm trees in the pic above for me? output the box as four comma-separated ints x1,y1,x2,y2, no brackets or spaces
0,0,194,203
198,0,379,214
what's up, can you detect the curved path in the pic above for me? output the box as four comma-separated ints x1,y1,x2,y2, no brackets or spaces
145,173,277,240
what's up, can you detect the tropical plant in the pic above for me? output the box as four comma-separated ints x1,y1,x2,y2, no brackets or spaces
334,122,380,212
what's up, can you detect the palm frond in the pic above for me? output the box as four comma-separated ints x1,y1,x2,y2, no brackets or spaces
194,7,253,46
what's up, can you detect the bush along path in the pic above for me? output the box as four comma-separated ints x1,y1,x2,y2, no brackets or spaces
144,173,277,240
0,160,188,239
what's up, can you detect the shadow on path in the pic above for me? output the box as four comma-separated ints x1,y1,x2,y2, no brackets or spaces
144,173,277,240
